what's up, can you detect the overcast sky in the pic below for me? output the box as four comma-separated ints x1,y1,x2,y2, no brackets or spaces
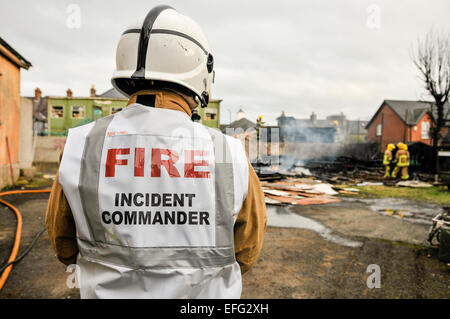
1,0,450,125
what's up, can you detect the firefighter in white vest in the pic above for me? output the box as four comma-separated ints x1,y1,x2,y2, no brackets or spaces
45,5,267,299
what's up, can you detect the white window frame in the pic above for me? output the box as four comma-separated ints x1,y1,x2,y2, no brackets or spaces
421,121,430,139
376,123,382,136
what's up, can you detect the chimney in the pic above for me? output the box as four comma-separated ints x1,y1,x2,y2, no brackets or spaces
90,85,96,97
34,88,42,100
310,112,317,123
66,89,73,98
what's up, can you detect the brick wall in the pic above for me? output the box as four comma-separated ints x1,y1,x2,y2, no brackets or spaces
406,113,433,145
367,103,407,151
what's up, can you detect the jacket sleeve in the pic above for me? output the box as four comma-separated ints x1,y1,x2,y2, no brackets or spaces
233,157,267,275
45,153,79,266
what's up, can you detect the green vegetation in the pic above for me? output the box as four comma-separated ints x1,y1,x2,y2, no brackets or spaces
380,238,430,251
340,185,450,206
1,175,54,192
25,176,54,189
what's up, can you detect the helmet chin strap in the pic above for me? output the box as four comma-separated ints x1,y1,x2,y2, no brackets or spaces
201,91,209,108
191,110,201,122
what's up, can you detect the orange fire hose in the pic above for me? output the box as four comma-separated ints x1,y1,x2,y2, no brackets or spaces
0,189,51,290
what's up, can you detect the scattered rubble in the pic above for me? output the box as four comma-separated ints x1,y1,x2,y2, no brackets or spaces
396,180,433,188
335,187,361,195
261,178,341,206
356,182,383,187
252,153,385,185
252,149,446,208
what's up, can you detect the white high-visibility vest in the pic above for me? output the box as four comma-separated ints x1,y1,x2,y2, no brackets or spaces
58,104,249,298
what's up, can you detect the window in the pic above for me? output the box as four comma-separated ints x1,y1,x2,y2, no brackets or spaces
111,107,123,114
71,106,85,118
376,124,382,136
421,121,430,139
51,106,64,118
205,107,217,121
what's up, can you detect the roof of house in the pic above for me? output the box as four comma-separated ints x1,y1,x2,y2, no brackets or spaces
385,100,432,125
222,117,256,132
434,102,450,123
365,99,441,129
98,87,127,99
296,119,336,128
0,36,32,69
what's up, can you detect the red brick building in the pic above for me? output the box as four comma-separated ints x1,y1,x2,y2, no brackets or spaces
366,100,438,151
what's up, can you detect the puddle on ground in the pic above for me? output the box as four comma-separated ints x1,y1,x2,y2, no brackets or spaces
343,197,443,225
266,205,363,248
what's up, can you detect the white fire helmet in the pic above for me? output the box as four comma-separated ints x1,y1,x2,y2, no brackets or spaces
111,5,214,107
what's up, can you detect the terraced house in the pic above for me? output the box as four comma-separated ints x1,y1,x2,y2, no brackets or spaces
30,87,221,136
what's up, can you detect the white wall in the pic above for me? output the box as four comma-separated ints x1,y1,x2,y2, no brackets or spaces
19,97,34,169
34,136,66,163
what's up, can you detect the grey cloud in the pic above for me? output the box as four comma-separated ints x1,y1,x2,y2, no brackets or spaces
1,0,450,125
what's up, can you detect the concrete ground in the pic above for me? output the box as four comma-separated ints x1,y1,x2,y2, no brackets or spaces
0,192,449,299
242,201,450,298
0,193,79,299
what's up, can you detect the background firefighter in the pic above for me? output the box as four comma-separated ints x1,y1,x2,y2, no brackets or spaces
383,143,395,178
392,142,410,180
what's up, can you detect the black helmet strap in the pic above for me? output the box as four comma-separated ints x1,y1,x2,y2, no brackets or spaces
131,5,174,79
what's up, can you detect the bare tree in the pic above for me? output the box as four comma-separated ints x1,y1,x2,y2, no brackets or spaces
412,30,450,155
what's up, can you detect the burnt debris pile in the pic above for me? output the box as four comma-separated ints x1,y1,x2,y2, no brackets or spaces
252,142,437,184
